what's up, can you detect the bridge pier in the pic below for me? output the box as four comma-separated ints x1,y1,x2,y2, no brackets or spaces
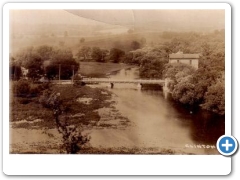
163,78,170,99
137,83,142,90
110,83,114,89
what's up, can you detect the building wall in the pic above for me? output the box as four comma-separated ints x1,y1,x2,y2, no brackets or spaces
169,58,198,69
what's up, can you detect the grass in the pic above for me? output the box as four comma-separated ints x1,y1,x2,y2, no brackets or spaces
10,84,113,129
79,62,134,77
10,145,180,154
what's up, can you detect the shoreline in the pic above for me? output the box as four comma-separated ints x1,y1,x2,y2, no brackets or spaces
9,83,184,154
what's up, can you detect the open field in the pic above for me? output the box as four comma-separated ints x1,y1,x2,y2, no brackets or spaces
79,62,134,77
10,31,169,55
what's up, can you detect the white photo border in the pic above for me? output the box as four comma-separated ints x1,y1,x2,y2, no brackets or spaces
3,2,231,175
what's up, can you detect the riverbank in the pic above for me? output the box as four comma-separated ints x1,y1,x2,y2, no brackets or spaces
10,84,151,153
10,83,189,154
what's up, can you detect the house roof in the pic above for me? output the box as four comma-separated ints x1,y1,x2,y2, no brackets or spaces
169,53,200,59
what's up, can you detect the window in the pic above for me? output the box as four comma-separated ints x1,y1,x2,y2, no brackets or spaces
190,60,192,65
177,60,179,63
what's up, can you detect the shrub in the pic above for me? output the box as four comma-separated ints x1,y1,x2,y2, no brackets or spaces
39,90,60,108
13,79,30,97
39,90,91,153
29,84,42,97
17,97,31,104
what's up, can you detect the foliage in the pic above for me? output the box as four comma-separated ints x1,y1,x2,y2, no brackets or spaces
201,82,225,115
159,30,225,115
127,47,169,78
13,79,30,97
35,45,53,61
109,48,125,63
76,46,91,61
163,63,197,104
79,38,85,43
40,91,91,154
163,61,224,114
172,75,196,105
13,79,50,100
10,65,22,80
163,63,195,82
91,47,108,62
46,49,79,80
16,51,44,80
131,40,141,50
140,58,166,79
73,73,84,86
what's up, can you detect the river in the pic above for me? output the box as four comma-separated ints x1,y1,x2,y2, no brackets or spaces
89,67,225,154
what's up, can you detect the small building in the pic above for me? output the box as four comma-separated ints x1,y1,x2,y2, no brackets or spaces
169,51,199,69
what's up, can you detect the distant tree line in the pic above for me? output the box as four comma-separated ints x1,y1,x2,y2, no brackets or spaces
75,39,145,63
10,30,225,115
10,45,79,81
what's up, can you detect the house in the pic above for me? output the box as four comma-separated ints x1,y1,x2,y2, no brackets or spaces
169,51,199,69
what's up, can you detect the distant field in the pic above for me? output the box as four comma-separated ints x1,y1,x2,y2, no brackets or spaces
79,62,135,78
10,32,169,55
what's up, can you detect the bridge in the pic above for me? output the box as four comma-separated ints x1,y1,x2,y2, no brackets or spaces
81,78,166,88
52,78,169,90
81,78,165,85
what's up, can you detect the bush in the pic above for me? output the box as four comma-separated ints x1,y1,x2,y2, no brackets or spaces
13,79,52,98
17,97,31,104
73,74,84,86
13,79,30,97
39,90,61,108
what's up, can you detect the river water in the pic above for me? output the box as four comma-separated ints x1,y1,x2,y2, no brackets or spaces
89,68,225,154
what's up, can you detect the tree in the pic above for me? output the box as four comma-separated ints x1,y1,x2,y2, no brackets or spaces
201,81,225,115
139,57,167,79
79,38,85,43
13,79,30,97
163,63,197,104
109,48,125,63
10,65,22,80
172,75,196,105
36,45,53,61
21,53,44,80
76,46,91,61
39,91,90,153
131,40,141,50
91,47,107,62
10,57,22,80
46,49,79,80
122,52,134,64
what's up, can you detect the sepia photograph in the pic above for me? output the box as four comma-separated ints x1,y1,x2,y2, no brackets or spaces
9,8,225,155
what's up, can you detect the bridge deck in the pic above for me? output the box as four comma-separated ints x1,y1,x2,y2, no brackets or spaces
82,78,165,84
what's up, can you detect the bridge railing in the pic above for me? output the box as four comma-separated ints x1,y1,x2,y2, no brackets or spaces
81,78,165,84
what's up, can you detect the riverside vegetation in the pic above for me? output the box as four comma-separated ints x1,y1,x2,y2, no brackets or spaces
10,30,225,153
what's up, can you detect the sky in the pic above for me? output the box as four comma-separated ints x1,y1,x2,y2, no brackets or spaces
10,9,225,28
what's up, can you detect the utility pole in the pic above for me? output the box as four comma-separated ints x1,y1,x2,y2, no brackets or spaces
59,64,61,84
72,65,75,84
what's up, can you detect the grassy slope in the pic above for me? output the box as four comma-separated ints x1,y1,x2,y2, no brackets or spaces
10,32,169,55
79,62,134,77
